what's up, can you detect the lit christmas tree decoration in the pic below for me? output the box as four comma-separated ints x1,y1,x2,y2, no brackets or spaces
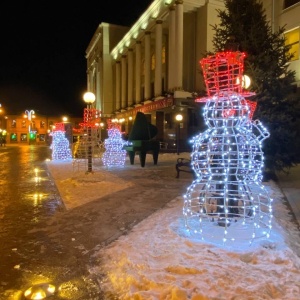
50,123,72,161
102,120,127,167
183,51,273,246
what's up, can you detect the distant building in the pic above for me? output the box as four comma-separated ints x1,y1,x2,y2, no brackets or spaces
1,112,82,145
85,0,300,150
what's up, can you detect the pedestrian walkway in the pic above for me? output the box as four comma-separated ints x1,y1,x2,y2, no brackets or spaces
276,164,300,227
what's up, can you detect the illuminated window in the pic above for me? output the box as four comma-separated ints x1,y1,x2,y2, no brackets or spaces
285,28,299,61
20,133,27,141
22,120,26,128
11,120,16,128
10,133,17,141
284,0,300,9
162,46,166,64
40,121,45,128
151,54,155,70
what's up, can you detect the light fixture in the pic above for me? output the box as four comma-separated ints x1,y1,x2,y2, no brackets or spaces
152,9,159,19
83,92,96,173
24,283,56,299
83,92,96,105
141,22,148,30
236,74,251,89
175,114,183,155
175,114,183,122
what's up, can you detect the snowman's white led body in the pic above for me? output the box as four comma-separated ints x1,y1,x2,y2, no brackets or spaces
183,52,273,245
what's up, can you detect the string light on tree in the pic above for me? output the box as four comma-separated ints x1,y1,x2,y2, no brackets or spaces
50,122,72,161
183,51,273,247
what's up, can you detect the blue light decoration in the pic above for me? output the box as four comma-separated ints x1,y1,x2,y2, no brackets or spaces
102,120,126,167
183,51,273,246
50,123,72,161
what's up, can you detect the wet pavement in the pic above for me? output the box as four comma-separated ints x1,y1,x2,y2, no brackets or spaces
0,145,102,299
2,144,299,300
0,145,190,300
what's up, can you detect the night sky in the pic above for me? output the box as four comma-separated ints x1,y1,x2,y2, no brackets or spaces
0,1,152,117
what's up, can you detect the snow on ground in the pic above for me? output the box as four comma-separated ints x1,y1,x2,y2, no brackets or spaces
47,153,300,300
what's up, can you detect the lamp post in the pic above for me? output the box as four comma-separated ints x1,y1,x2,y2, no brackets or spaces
25,109,35,144
175,114,183,155
83,92,96,173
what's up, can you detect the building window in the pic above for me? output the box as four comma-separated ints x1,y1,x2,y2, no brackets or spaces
40,121,45,128
165,113,173,129
10,133,17,142
22,120,26,128
39,134,45,141
20,133,27,142
285,28,299,61
284,0,300,9
11,120,16,128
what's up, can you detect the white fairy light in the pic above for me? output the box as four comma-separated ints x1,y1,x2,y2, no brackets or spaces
102,121,126,168
183,51,273,246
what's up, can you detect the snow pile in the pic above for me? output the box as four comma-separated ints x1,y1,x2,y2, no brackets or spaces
90,181,300,300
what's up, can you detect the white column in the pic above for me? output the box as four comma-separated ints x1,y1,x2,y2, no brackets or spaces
127,48,133,107
87,68,92,91
144,31,151,100
175,0,183,89
121,55,127,108
155,20,163,97
135,41,142,104
96,59,102,111
115,61,121,111
168,5,176,90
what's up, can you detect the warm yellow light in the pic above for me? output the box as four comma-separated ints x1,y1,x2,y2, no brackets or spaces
83,92,96,104
141,22,148,30
236,75,251,89
175,114,183,122
24,284,56,299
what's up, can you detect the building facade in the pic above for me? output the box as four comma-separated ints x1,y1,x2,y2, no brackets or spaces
0,111,82,145
85,0,300,150
263,0,300,88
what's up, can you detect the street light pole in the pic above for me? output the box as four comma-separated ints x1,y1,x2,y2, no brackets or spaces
83,92,96,173
25,109,35,144
175,114,183,155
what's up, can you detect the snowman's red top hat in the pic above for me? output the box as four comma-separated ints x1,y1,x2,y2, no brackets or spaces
53,122,65,132
200,51,250,97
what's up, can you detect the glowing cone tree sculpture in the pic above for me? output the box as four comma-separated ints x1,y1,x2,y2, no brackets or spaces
102,120,127,167
183,51,273,246
50,123,72,161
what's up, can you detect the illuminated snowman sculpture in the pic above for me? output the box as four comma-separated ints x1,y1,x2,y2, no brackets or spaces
102,120,127,167
183,51,273,246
